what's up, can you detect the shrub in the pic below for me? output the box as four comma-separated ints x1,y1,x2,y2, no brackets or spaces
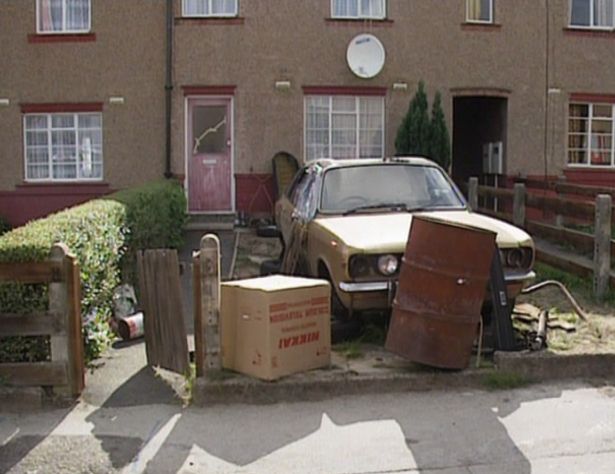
0,179,187,364
107,179,187,282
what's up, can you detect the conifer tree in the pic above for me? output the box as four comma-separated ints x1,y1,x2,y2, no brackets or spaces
428,92,451,170
395,81,430,157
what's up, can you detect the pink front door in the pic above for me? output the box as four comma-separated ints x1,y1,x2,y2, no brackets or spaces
187,98,233,212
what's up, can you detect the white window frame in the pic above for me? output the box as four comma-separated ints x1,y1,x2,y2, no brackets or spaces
36,0,91,34
23,112,104,183
304,95,385,162
568,102,615,168
466,0,494,24
330,0,386,20
182,0,239,18
569,0,615,30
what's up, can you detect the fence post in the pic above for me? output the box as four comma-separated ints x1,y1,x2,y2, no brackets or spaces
49,243,70,396
594,194,612,300
468,177,479,211
200,234,222,371
513,183,526,228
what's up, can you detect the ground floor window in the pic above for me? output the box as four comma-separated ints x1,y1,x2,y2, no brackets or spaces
24,113,103,181
569,102,614,167
305,95,384,161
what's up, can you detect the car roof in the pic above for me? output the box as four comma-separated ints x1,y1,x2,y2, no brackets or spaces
309,156,440,170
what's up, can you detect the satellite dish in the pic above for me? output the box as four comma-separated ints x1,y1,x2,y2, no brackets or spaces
346,34,386,79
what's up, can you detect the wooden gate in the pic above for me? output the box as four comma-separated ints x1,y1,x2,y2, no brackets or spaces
0,243,85,397
137,249,189,374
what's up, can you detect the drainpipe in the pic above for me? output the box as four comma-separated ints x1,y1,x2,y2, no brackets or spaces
164,0,173,179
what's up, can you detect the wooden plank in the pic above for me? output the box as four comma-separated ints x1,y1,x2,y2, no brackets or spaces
477,185,514,200
66,256,85,396
0,362,68,386
0,261,60,283
139,249,189,374
526,220,594,254
0,311,62,337
556,182,615,200
535,247,593,279
162,249,189,374
526,193,594,220
193,254,205,377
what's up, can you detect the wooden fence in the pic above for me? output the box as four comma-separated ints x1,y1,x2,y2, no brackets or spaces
467,177,613,300
0,243,85,397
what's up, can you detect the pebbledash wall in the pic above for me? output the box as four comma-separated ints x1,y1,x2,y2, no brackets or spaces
1,0,615,226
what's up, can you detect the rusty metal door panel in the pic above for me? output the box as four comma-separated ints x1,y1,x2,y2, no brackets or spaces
385,215,496,369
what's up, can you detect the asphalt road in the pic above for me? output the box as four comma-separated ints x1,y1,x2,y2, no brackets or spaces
2,381,615,473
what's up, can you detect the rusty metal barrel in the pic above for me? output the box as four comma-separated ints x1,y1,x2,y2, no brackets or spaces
385,215,496,369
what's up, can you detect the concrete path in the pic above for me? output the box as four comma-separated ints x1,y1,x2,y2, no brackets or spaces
2,382,615,473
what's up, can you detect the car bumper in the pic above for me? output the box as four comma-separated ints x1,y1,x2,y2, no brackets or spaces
338,270,536,311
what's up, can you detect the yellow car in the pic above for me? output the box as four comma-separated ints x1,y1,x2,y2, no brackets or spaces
274,157,535,320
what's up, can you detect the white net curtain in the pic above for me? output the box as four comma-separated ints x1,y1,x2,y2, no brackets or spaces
38,0,90,32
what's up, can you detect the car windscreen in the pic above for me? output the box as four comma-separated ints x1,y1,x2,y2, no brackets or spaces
319,164,465,214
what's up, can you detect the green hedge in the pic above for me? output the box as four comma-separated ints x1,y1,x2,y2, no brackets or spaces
0,179,186,363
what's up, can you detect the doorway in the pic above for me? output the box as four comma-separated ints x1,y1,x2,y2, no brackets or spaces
186,97,233,213
452,96,508,187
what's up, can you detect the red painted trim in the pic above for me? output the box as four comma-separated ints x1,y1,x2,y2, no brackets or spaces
325,18,393,27
563,28,615,38
20,102,104,113
174,17,244,26
235,174,275,215
182,85,236,96
0,184,112,227
302,86,387,96
461,23,502,31
27,33,96,43
570,93,615,104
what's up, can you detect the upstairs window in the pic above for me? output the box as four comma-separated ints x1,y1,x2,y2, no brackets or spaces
331,0,386,20
183,0,238,17
466,0,493,23
570,0,614,29
24,113,103,181
37,0,91,34
305,96,384,161
568,102,614,167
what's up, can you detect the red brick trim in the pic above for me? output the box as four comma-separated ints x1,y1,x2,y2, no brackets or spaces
563,28,615,38
325,18,393,27
174,17,244,26
302,86,387,96
570,93,615,104
182,85,236,96
27,33,96,43
20,102,104,113
461,22,502,31
15,183,110,192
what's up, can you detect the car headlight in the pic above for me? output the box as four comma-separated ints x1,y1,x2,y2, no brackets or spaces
500,247,533,269
377,254,399,276
349,255,371,278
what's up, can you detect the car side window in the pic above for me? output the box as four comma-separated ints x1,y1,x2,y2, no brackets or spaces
292,169,319,221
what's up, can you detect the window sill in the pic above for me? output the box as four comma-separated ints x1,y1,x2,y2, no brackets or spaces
17,182,109,192
174,17,245,26
563,27,615,38
27,33,96,43
461,22,501,31
325,18,393,27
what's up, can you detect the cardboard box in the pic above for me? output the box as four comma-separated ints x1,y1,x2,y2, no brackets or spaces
221,275,331,381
